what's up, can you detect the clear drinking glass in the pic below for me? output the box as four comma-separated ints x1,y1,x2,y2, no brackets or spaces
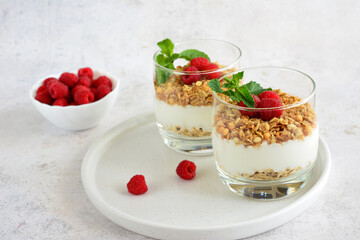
153,40,241,155
212,67,318,199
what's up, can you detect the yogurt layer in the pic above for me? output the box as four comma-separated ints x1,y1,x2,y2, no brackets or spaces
154,98,212,132
213,127,319,176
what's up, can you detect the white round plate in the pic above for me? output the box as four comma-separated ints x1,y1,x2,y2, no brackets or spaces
81,112,331,240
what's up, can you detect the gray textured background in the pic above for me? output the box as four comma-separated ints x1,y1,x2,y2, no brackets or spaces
0,0,359,239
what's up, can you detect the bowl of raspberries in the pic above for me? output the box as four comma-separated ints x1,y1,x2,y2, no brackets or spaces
30,67,119,131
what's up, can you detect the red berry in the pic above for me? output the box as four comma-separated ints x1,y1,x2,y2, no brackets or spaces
46,79,58,92
258,98,284,121
36,85,47,94
190,57,210,71
48,81,69,99
127,175,148,195
202,63,221,80
78,67,93,79
52,98,68,107
90,87,97,96
176,160,196,180
181,66,201,85
77,76,92,87
71,85,90,96
69,102,77,106
43,77,57,87
74,89,94,105
35,90,52,105
93,76,112,88
95,85,111,100
239,94,261,117
59,72,78,88
258,91,280,100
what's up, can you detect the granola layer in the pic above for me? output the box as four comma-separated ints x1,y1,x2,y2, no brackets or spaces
214,89,317,147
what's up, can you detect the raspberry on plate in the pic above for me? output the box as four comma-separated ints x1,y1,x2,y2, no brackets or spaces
93,76,112,88
181,66,201,85
74,89,95,105
239,94,261,117
78,67,93,79
176,160,197,180
258,98,284,121
258,91,280,100
59,72,78,88
202,63,221,80
48,81,69,99
127,175,148,195
35,90,52,105
95,85,111,100
190,57,210,71
52,98,68,107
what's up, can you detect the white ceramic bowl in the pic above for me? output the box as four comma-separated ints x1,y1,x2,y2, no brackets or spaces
29,70,120,131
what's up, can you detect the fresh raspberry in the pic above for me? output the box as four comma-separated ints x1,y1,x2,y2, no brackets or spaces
127,175,148,195
258,91,281,100
35,90,52,105
95,85,111,100
176,160,196,180
69,102,77,106
48,81,69,99
90,87,97,96
78,67,93,79
43,77,57,87
59,72,78,88
181,66,201,85
71,85,89,96
239,94,261,117
36,85,47,94
74,89,94,105
258,98,284,121
190,57,210,71
46,79,58,91
52,98,68,107
202,63,221,80
77,76,92,87
93,76,112,88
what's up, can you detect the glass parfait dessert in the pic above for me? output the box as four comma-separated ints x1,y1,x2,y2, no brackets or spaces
153,39,241,155
209,67,318,199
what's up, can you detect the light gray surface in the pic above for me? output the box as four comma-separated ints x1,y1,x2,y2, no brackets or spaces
0,0,359,239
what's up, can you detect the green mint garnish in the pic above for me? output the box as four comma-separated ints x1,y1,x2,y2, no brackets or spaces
155,38,210,85
178,49,210,61
208,71,272,108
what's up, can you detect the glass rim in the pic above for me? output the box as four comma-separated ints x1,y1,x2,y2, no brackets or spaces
153,39,242,75
213,66,317,111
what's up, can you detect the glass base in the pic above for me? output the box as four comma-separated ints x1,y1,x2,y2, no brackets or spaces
217,165,314,200
158,126,213,156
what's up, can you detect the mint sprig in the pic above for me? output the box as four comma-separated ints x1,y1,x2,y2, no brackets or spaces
155,38,210,85
208,71,272,108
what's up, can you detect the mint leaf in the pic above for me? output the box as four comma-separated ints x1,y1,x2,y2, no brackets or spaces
245,81,272,95
207,71,270,108
155,67,171,86
208,79,223,93
179,49,210,61
238,85,255,107
157,38,174,57
232,72,244,84
155,38,210,86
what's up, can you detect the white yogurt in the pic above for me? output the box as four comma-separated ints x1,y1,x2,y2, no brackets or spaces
213,127,319,176
154,98,212,132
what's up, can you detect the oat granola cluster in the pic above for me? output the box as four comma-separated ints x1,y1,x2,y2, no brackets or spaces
155,64,235,107
214,89,317,147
